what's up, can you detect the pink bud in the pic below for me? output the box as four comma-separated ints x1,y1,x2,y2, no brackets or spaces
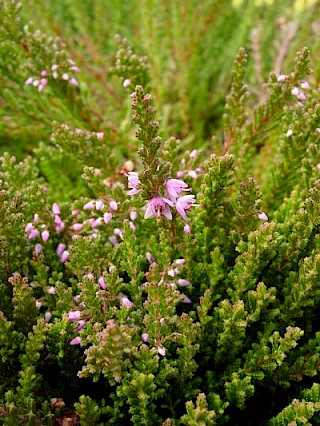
29,229,39,240
60,250,69,263
190,149,198,158
123,79,131,88
68,310,81,322
184,224,191,234
177,279,191,287
168,268,179,277
45,311,52,323
175,259,186,265
129,221,136,231
56,243,66,257
103,212,113,224
96,132,104,139
34,243,42,254
182,295,192,304
160,318,165,325
108,235,117,245
70,336,81,345
277,74,288,82
130,210,137,221
36,300,42,309
51,64,59,71
258,212,268,221
48,286,56,295
25,223,34,233
25,77,34,85
76,320,86,331
72,209,80,216
41,230,50,242
33,214,40,222
95,200,104,210
146,252,154,264
142,333,149,342
121,297,134,308
69,78,79,87
83,200,96,210
158,346,166,356
98,276,106,289
188,170,198,179
62,73,69,80
109,200,118,211
92,217,103,228
52,203,61,215
71,223,83,232
40,70,48,77
301,81,310,90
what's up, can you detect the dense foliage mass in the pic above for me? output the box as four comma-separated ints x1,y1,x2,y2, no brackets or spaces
1,0,320,424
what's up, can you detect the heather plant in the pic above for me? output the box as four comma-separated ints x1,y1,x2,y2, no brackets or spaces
1,0,320,425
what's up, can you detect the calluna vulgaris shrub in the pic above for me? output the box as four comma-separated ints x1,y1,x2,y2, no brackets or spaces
1,0,320,424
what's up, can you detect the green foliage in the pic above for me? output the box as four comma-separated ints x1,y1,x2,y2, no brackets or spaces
1,0,320,425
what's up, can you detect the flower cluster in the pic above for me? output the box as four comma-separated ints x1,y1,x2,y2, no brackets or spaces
25,59,80,92
128,174,196,221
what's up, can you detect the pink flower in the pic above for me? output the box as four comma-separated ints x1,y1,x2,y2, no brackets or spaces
28,229,39,240
70,336,81,345
83,200,96,210
60,250,69,263
71,223,83,232
144,196,173,220
103,212,112,224
142,332,149,342
56,243,66,257
96,132,104,139
175,195,196,221
109,200,118,211
68,310,81,322
166,178,189,201
52,203,61,216
129,209,137,221
184,224,191,234
34,243,42,254
123,79,131,88
121,297,134,308
48,286,56,295
69,77,79,87
177,279,191,287
98,276,106,289
127,172,141,195
158,345,166,356
95,200,104,210
41,230,50,242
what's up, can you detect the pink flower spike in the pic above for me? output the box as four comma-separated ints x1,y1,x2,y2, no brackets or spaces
121,297,134,308
56,243,66,257
127,172,141,195
98,276,107,290
109,200,118,211
103,212,112,224
83,200,96,210
68,310,81,322
166,178,189,201
70,336,81,345
144,196,174,220
175,195,196,221
41,230,50,242
52,203,61,215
